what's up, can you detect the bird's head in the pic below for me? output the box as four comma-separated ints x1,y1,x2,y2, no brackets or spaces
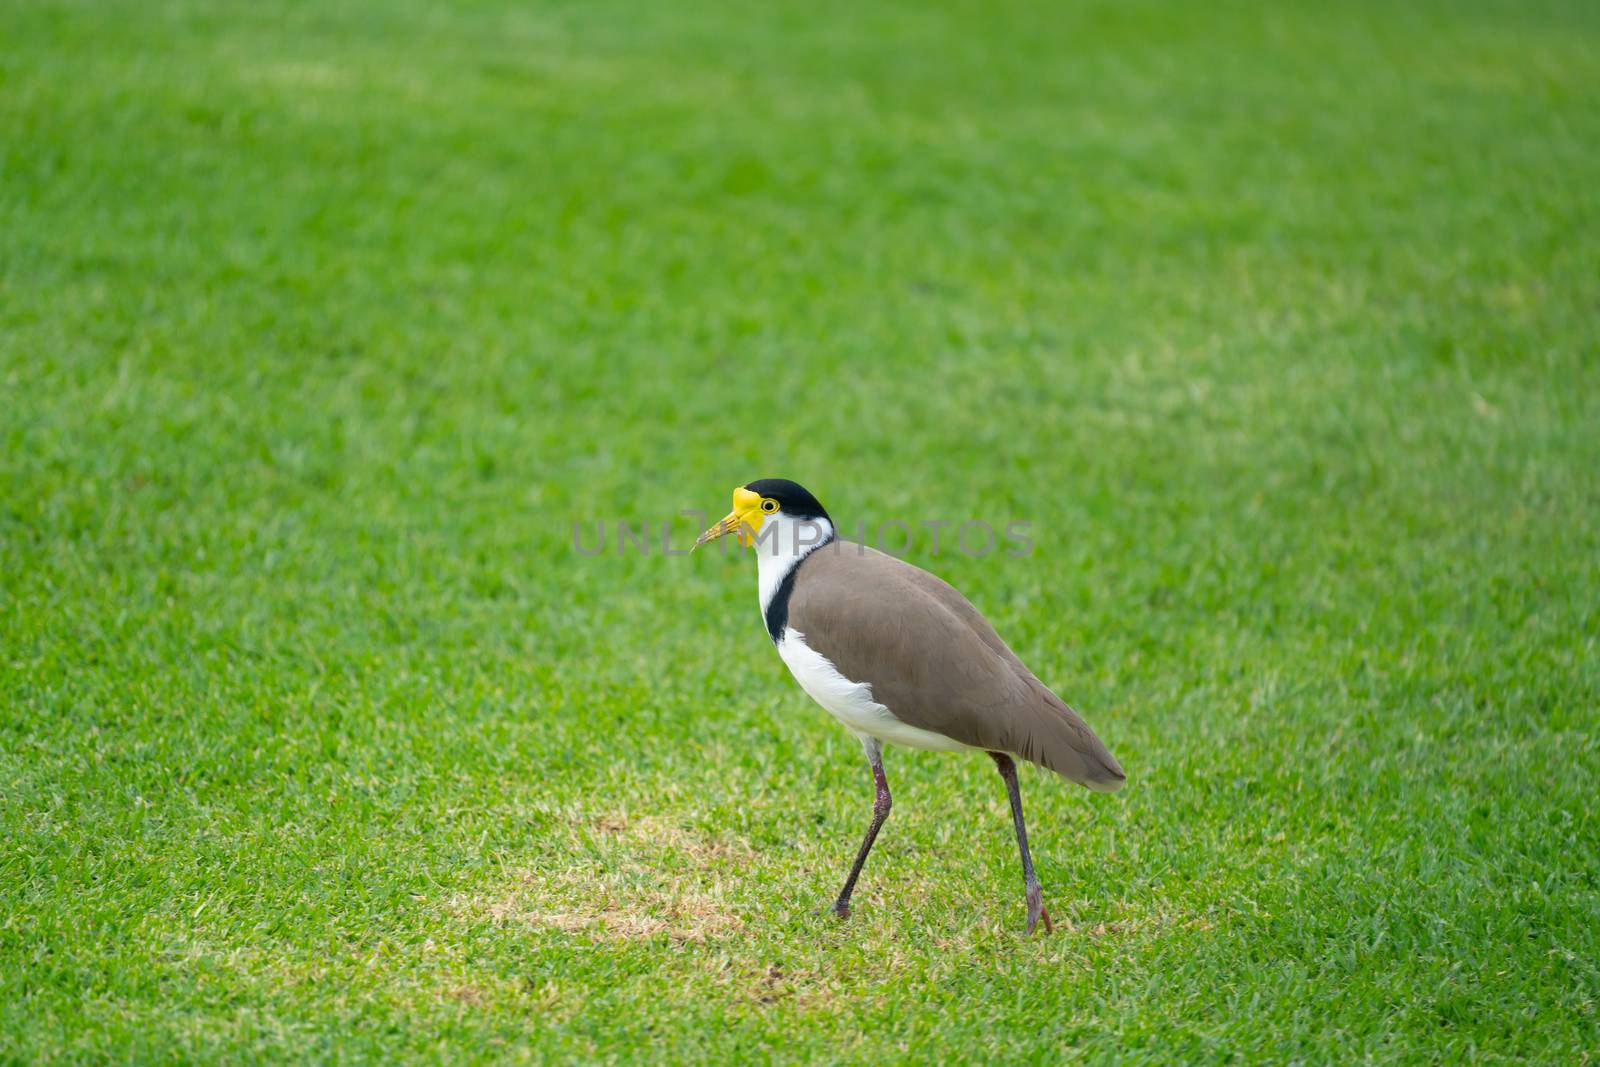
694,479,832,551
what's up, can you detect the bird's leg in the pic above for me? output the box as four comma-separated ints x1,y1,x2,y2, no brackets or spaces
830,740,891,919
989,752,1054,935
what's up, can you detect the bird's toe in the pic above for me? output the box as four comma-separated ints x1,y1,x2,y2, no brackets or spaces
1024,887,1053,935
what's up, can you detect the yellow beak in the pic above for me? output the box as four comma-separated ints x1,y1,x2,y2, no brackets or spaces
694,487,764,550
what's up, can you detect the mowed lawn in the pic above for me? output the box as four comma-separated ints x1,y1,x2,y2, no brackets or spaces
3,0,1599,1060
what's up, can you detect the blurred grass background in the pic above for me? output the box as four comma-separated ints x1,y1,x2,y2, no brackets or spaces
2,0,1598,1061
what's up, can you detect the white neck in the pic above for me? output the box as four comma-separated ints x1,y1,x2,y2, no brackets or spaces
755,513,835,616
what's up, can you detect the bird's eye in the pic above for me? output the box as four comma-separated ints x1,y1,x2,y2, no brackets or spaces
761,499,778,513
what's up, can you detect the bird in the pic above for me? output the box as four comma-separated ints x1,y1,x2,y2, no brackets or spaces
694,478,1125,933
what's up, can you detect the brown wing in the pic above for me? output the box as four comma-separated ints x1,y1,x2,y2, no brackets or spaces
788,542,1125,791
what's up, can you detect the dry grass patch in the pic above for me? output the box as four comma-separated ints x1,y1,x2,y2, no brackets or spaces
449,813,753,943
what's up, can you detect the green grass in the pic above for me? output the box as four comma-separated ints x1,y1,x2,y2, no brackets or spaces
4,0,1599,1060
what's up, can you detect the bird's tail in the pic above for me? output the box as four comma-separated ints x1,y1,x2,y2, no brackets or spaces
1013,693,1126,792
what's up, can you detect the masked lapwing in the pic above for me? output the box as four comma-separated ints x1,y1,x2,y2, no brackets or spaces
695,478,1125,933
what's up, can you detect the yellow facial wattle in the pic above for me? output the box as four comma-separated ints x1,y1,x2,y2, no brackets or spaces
694,486,766,549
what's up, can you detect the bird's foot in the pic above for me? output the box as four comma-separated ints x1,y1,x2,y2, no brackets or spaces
827,900,851,921
1025,886,1053,935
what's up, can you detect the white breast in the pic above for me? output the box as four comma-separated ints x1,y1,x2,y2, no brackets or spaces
776,629,971,753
